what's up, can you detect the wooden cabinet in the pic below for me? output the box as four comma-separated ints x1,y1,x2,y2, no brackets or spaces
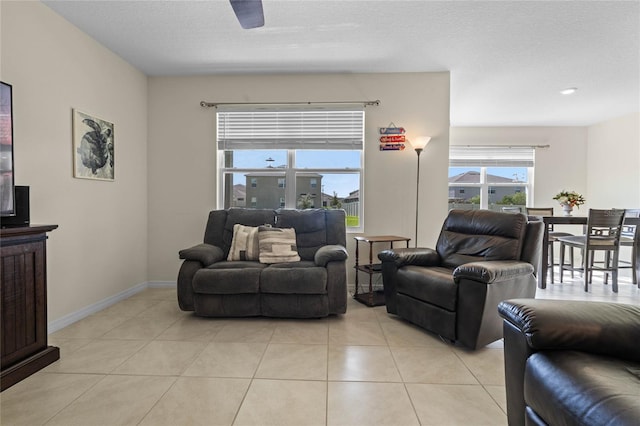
1,225,59,391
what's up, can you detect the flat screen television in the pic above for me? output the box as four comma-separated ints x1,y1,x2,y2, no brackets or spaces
1,81,15,217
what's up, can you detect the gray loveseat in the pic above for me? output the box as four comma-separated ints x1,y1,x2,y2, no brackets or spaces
177,208,348,318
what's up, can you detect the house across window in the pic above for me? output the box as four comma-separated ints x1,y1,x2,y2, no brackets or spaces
448,146,534,211
217,107,365,231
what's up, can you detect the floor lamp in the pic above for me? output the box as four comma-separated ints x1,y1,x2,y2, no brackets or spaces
410,136,431,248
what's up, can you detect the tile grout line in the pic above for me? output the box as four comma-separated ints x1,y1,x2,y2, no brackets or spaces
134,376,180,426
229,327,273,426
450,347,508,418
40,372,109,426
375,302,424,425
325,325,330,426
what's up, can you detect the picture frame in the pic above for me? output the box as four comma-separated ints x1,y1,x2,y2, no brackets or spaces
73,109,114,181
1,81,15,216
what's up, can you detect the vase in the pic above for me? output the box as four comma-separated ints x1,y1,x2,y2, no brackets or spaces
562,204,573,216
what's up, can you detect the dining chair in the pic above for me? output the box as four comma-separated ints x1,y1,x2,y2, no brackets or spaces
557,209,626,292
502,206,522,213
618,209,640,286
525,207,574,284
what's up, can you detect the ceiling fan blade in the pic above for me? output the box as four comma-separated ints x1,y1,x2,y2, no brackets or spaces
229,0,264,29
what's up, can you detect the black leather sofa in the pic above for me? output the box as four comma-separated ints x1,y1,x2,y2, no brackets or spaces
378,209,543,349
499,299,640,426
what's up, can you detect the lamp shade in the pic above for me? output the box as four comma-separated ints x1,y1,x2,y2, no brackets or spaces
410,136,432,151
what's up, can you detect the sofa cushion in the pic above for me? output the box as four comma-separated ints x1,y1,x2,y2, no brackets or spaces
192,262,265,294
261,261,327,294
396,265,457,311
258,227,301,264
207,260,267,270
525,351,640,426
436,210,527,269
276,209,327,261
227,224,260,261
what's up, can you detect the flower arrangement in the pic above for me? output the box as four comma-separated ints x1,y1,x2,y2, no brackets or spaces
553,190,585,208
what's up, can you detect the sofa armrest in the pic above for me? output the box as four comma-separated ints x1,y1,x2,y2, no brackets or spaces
178,243,224,266
314,245,348,267
453,261,534,284
378,247,440,267
498,299,640,361
378,248,440,316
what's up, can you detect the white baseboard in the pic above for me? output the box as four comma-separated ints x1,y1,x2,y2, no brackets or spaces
47,281,176,334
148,281,177,288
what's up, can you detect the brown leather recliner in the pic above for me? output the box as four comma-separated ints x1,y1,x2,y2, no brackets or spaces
378,209,543,350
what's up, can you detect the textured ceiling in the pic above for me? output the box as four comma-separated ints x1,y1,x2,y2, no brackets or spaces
42,0,640,126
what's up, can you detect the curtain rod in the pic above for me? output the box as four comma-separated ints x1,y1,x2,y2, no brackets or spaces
199,100,380,108
453,144,551,149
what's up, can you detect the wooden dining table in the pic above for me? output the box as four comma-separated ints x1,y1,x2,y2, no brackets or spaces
538,215,640,288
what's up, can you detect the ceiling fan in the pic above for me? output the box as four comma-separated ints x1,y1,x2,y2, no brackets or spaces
229,0,265,29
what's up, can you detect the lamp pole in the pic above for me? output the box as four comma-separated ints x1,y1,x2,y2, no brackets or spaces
414,147,423,248
409,136,431,248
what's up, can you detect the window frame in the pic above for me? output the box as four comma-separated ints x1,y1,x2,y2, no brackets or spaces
215,106,365,232
448,146,535,211
217,151,363,231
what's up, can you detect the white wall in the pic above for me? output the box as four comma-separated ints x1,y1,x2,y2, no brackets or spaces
450,126,589,212
1,2,148,321
147,73,451,283
586,112,640,208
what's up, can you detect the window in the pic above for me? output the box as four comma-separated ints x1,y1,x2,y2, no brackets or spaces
448,146,534,211
217,107,364,230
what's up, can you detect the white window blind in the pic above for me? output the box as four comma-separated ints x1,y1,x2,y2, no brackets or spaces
449,146,535,167
217,107,364,150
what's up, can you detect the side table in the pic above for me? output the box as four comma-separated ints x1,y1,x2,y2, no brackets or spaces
353,235,410,307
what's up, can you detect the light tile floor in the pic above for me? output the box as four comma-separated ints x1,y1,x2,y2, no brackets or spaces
1,272,638,426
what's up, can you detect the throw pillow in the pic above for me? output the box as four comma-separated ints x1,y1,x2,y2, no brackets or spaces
258,226,300,264
227,224,260,261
